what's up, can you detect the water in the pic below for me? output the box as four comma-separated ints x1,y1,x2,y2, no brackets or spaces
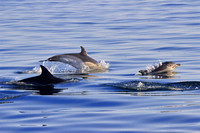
1,0,200,132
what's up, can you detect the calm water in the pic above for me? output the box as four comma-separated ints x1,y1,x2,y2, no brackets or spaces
1,0,200,132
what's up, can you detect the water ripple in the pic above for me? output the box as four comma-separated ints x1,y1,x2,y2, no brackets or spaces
1,0,200,132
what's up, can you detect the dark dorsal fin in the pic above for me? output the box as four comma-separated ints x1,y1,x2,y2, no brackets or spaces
80,46,88,56
40,65,54,77
19,65,65,85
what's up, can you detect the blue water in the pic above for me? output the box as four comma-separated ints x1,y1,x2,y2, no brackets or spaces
1,0,200,132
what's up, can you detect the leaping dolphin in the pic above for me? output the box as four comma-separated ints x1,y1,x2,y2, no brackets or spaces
41,46,103,71
19,65,65,85
139,61,181,75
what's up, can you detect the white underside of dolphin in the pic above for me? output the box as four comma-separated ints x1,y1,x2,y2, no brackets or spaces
59,55,90,70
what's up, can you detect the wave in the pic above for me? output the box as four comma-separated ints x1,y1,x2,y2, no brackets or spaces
0,91,30,102
107,81,200,91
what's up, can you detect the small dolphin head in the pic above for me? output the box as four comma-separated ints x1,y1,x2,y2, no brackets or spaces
162,62,181,71
47,55,60,62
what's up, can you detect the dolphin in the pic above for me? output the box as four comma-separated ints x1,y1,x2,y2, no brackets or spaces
139,62,181,75
19,65,65,85
41,46,103,70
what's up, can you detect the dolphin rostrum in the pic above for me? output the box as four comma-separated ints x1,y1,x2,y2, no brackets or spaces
19,65,65,85
139,61,181,75
41,46,103,70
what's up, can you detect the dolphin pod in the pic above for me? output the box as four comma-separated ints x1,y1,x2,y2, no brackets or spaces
16,46,181,86
41,46,180,74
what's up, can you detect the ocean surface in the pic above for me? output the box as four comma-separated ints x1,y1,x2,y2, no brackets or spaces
1,0,200,132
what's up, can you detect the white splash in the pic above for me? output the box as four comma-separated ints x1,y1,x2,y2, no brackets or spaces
19,60,109,74
99,60,109,69
135,71,142,75
42,61,77,74
137,82,145,88
140,60,163,74
19,66,41,74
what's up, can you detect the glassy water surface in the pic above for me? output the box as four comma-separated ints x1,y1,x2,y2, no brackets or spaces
1,0,200,132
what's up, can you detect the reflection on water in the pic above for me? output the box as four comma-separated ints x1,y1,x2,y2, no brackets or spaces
1,82,66,95
0,91,30,104
139,71,180,79
35,86,64,95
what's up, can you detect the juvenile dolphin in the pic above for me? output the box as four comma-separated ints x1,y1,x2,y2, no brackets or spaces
19,65,65,85
139,62,181,75
42,46,102,70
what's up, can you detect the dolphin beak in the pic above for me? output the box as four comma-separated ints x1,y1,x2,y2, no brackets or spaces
39,59,48,62
174,64,181,69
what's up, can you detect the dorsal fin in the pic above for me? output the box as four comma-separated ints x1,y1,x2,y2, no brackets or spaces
40,65,54,77
80,46,88,56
